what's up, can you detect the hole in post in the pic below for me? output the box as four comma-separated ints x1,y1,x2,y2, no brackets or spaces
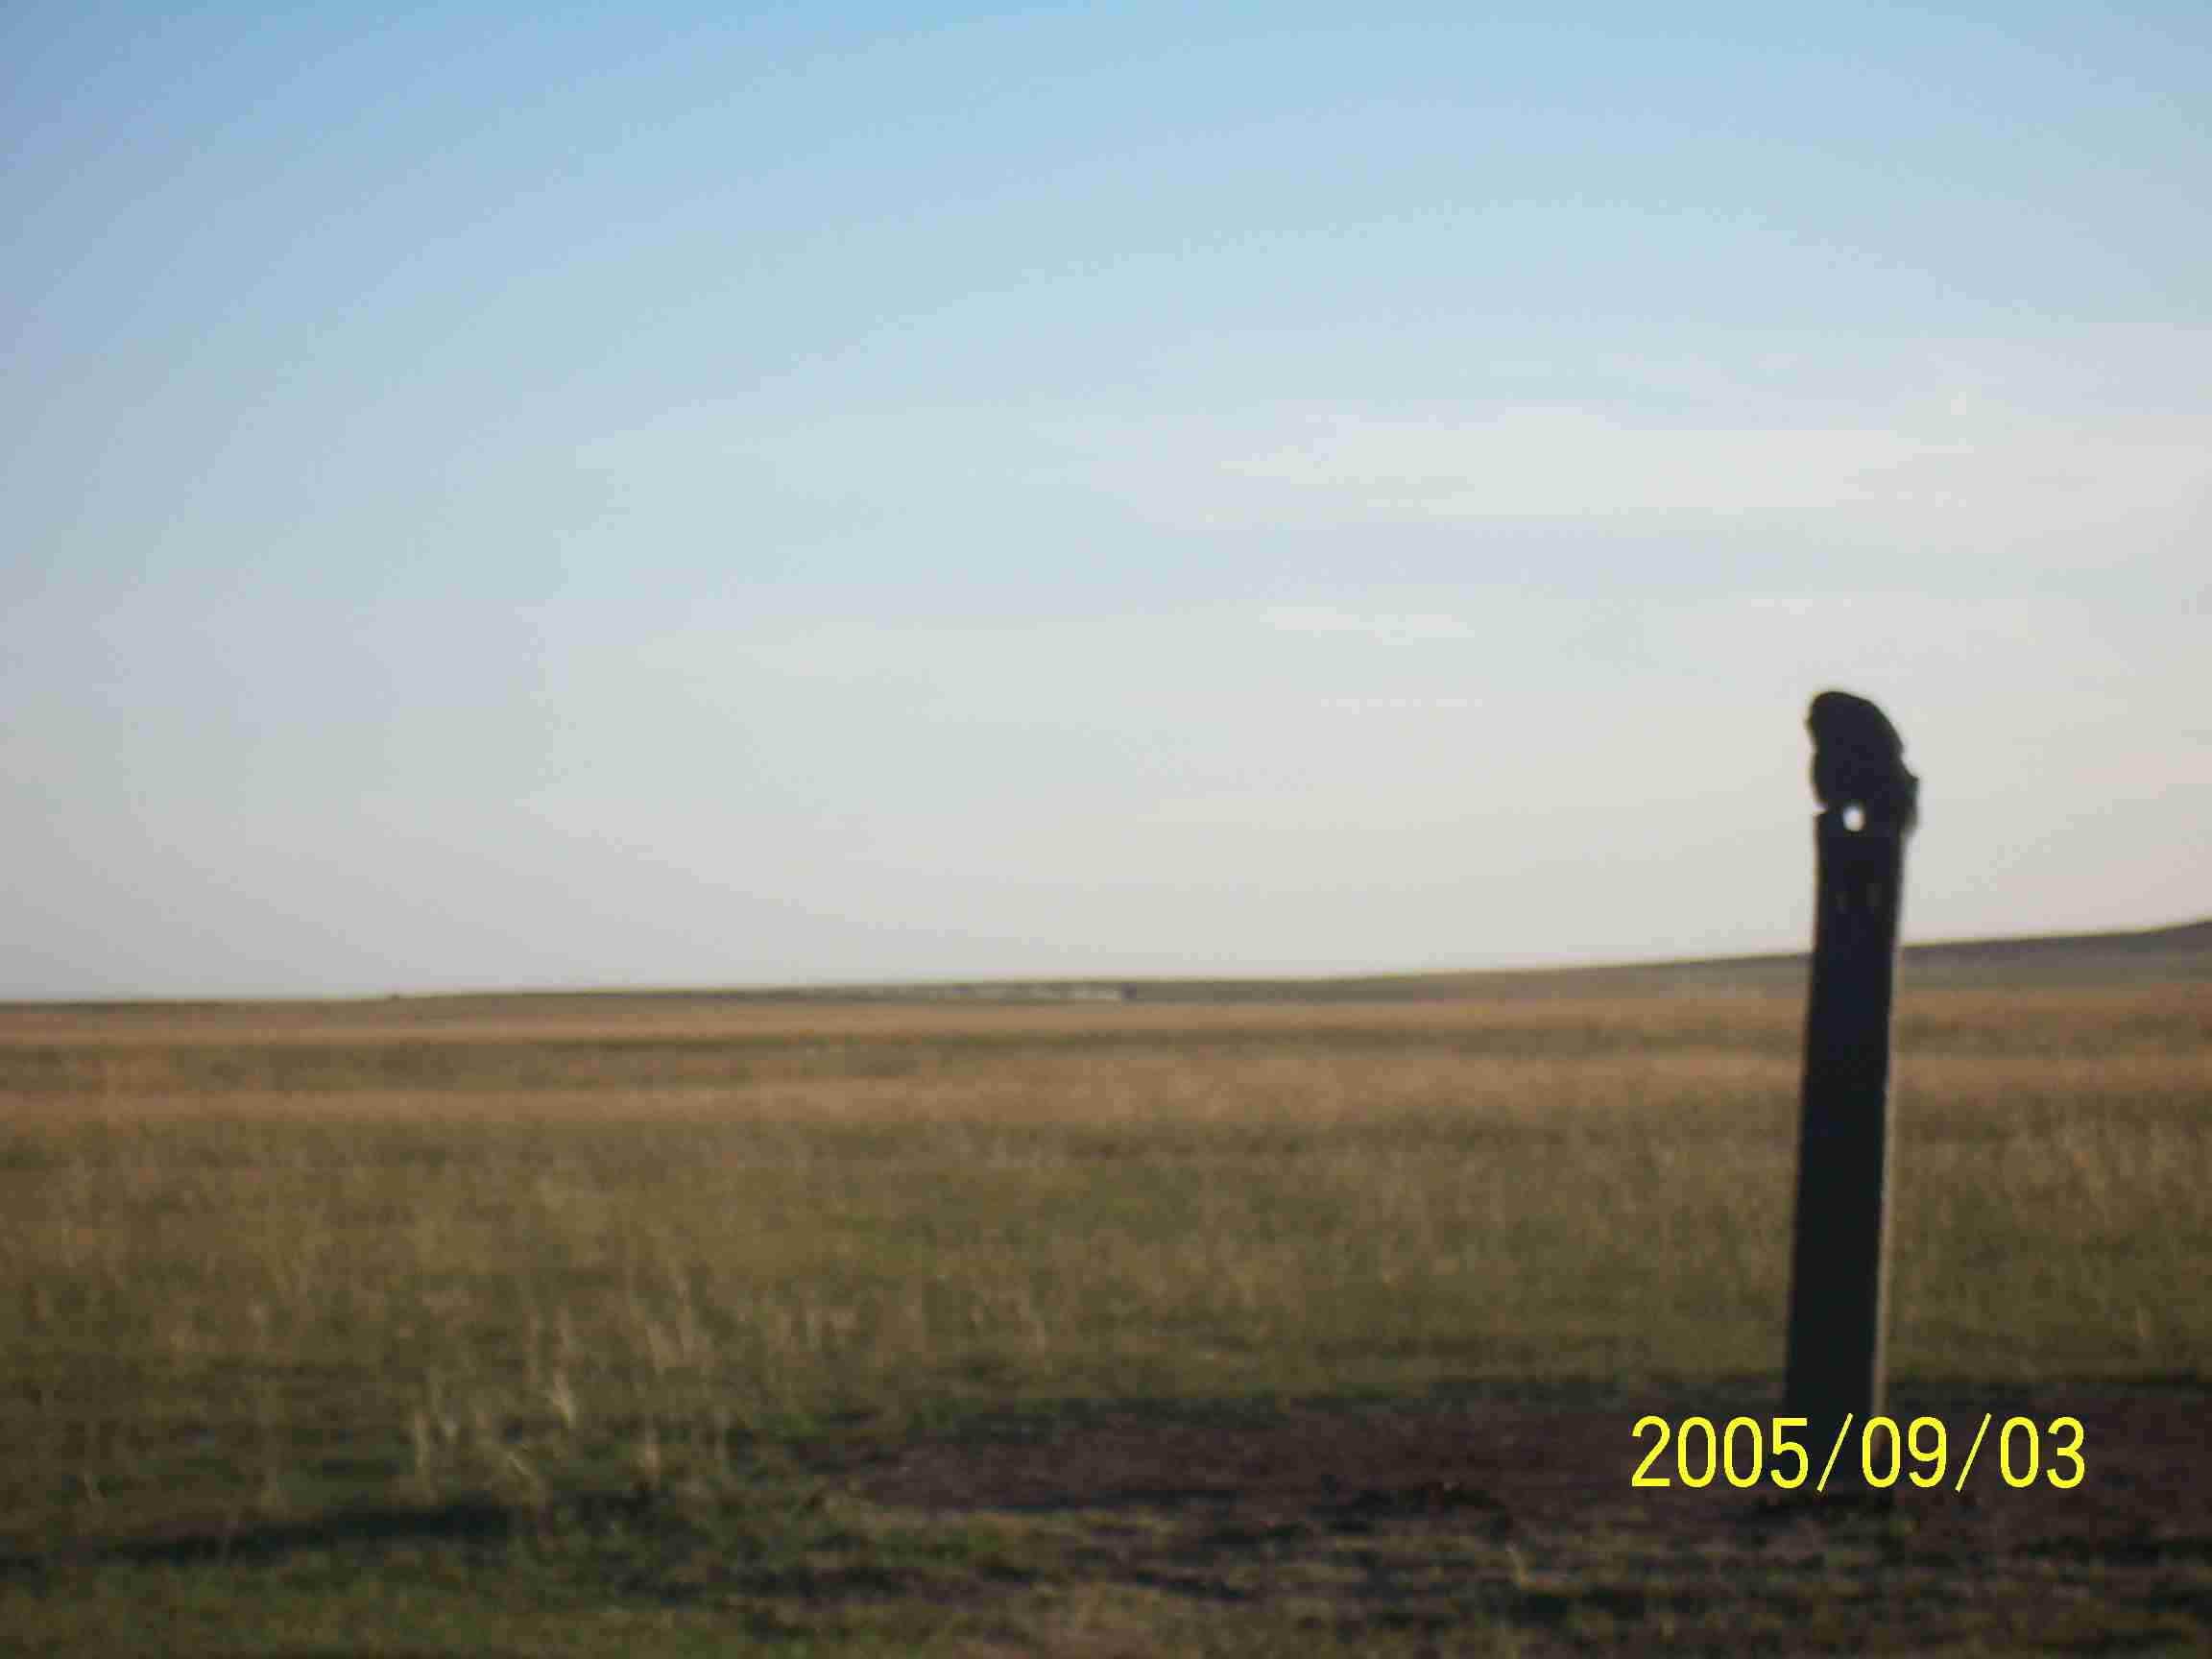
1841,803,1866,832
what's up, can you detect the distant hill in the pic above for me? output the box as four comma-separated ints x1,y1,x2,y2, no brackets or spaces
10,921,2205,1023
1282,917,2212,1003
736,917,2212,1005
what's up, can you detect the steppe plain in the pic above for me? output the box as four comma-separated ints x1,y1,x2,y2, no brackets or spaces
4,922,2208,1654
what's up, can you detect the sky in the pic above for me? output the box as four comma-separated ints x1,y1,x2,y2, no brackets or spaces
4,2,2207,998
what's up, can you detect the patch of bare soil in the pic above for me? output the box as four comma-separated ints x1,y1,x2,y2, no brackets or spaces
855,1384,2212,1652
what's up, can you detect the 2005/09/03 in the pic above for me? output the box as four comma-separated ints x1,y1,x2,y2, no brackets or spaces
1632,1413,2086,1493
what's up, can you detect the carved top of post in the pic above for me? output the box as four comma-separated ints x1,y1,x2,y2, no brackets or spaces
1808,689,1918,835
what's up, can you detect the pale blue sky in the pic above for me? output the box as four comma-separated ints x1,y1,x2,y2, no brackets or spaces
6,2,2207,997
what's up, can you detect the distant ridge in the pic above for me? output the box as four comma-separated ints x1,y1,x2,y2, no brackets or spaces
8,920,2206,1019
1231,917,2212,1002
631,917,2212,1005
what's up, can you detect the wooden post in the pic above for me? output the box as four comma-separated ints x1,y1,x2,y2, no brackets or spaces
1785,691,1918,1445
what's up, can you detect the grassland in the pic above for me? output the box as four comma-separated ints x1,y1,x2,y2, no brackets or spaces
2,980,2207,1654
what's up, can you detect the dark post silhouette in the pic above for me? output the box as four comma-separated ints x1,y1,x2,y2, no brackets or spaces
1785,690,1918,1446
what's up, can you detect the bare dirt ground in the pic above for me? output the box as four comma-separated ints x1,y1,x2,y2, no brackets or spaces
9,1384,2200,1654
848,1382,2212,1652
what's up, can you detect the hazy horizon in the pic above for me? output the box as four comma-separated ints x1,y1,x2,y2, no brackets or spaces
8,4,2206,999
9,905,2209,1005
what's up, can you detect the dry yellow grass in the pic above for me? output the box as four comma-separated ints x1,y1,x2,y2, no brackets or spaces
2,985,2205,1562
